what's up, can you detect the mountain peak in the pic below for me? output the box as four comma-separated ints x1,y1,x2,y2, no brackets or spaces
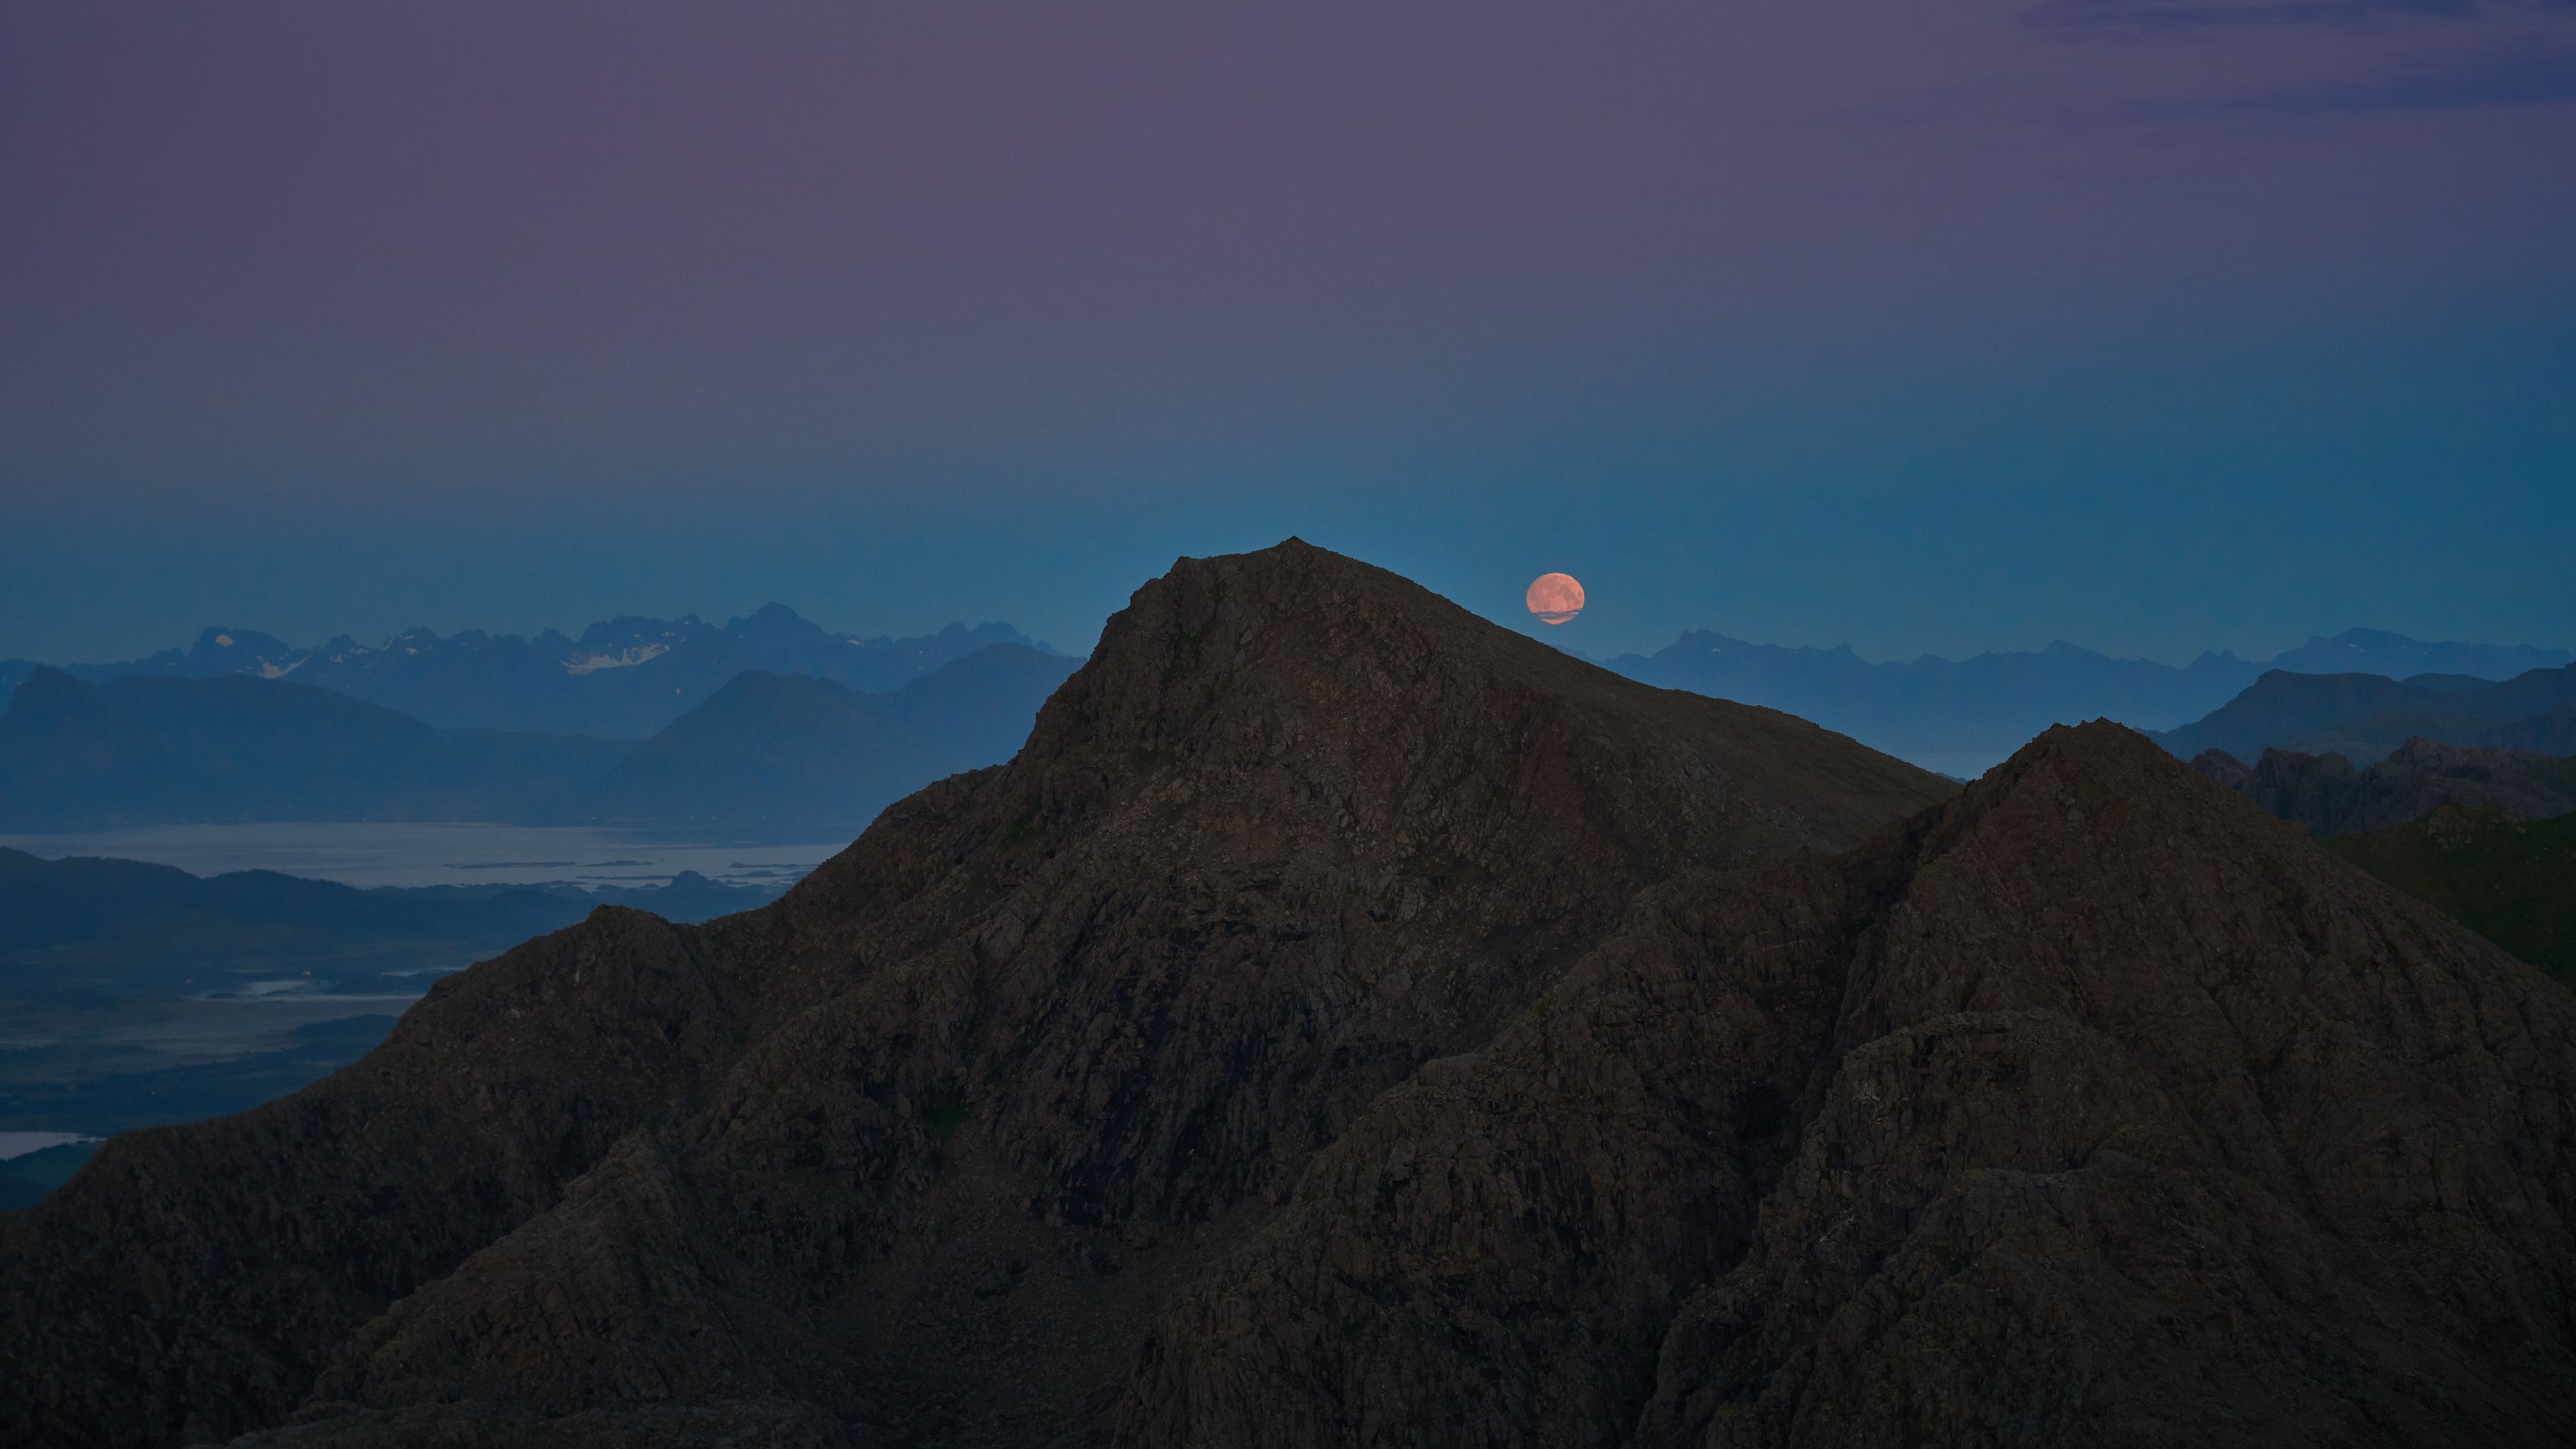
1000,541,1942,850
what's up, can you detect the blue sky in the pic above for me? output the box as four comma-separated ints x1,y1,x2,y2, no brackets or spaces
4,2,2571,663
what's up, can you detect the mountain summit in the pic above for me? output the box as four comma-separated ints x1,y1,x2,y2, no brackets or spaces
7,542,2570,1447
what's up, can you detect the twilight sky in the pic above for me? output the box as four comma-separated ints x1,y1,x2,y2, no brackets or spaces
4,1,2571,664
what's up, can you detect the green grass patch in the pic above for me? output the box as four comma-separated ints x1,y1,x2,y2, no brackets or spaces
1162,627,1205,684
2327,807,2576,994
930,1090,970,1142
1000,801,1045,851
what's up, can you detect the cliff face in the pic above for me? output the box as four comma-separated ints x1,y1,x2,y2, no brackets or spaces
10,543,2572,1448
1,541,1953,1448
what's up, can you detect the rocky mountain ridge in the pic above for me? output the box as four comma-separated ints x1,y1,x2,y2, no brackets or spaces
2190,737,2576,837
1,541,1952,1446
5,543,2570,1448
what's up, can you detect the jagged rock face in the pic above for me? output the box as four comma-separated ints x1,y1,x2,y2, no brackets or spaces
2193,737,2576,837
0,542,1952,1448
1132,725,2576,1446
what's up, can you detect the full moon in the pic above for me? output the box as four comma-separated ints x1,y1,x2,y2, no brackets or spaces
1525,572,1585,625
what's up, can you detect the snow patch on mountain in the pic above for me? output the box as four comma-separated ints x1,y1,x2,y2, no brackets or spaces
563,643,671,676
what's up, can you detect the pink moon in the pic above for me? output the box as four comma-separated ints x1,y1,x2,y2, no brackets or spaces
1525,572,1585,625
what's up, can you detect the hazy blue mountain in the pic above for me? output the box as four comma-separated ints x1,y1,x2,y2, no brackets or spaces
2475,701,2576,755
1,638,1077,834
0,659,36,702
52,606,1066,739
2153,665,2576,764
0,669,630,830
578,670,945,830
2266,627,2571,680
877,642,1084,771
1606,625,2569,774
1607,635,2265,772
576,644,1078,830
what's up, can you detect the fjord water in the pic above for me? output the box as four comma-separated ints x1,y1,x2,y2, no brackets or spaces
0,820,842,890
0,824,843,1149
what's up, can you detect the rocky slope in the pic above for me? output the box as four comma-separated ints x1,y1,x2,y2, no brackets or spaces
9,543,2571,1446
2190,737,2576,837
0,541,1951,1448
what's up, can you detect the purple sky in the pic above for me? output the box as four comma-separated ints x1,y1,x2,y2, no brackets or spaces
5,2,2571,662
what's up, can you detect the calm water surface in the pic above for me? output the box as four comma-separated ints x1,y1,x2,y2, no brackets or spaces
0,821,847,889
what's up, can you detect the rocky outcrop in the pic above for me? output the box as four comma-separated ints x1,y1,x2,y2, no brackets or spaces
2192,736,2576,836
1,541,1950,1448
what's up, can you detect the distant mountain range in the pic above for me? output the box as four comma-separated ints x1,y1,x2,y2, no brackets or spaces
0,642,1081,835
1604,627,2571,773
2,605,1065,739
11,616,2561,780
2151,663,2576,765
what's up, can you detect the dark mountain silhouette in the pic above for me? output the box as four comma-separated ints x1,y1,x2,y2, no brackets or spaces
0,670,629,830
48,609,1064,739
2154,664,2576,764
5,544,2570,1447
1605,627,2570,773
2189,738,2576,838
